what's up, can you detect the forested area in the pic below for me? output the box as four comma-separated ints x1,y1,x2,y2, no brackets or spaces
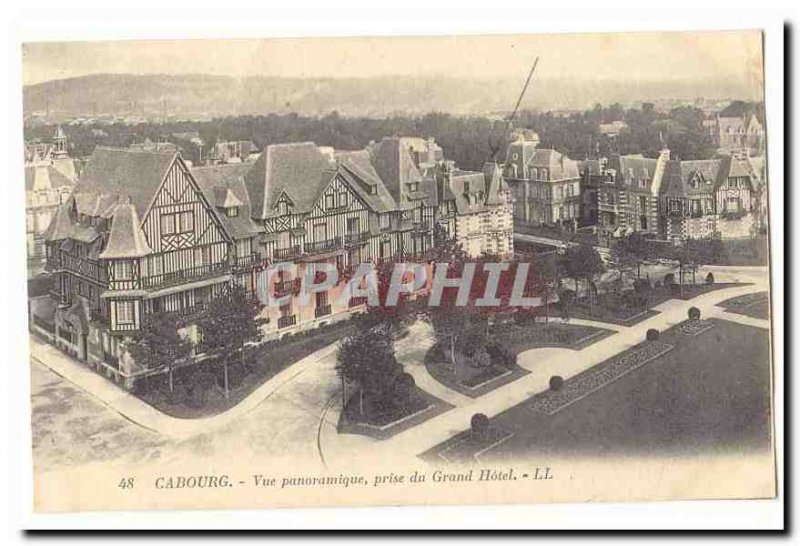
24,101,763,170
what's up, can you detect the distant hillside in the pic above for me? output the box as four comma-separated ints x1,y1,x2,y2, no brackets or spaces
23,73,760,121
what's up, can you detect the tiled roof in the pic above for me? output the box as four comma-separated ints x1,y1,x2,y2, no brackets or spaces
483,162,508,206
245,142,334,219
335,150,398,213
368,137,437,208
99,202,152,259
75,147,177,218
25,164,75,192
192,163,262,239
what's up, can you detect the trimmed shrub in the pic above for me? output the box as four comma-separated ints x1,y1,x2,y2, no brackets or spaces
688,307,701,320
622,290,646,309
471,413,490,437
646,328,660,341
705,272,715,285
549,375,565,391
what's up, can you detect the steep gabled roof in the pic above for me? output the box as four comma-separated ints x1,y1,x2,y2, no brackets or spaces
75,147,177,218
192,162,262,239
25,165,76,192
244,142,334,219
335,150,398,213
483,162,508,206
368,137,436,208
99,202,152,259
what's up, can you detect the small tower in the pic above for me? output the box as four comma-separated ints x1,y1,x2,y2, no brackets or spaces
52,125,68,158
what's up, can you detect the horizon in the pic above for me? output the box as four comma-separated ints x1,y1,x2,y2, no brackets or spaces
22,31,764,95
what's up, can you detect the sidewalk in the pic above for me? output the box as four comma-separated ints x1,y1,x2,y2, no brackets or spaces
29,334,341,439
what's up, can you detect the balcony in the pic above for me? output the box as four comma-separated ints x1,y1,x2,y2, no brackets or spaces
314,304,332,318
348,296,368,308
274,245,301,261
274,278,300,297
344,232,370,245
233,252,260,270
61,253,108,284
278,314,297,329
140,262,228,291
304,237,342,256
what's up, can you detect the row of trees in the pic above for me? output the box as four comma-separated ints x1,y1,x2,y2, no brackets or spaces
24,101,763,171
126,286,265,400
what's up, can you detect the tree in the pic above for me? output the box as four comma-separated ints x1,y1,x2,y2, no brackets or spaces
197,286,266,399
560,244,605,314
124,311,193,394
336,323,401,417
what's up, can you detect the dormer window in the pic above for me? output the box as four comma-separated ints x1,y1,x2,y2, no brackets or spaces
277,201,289,215
409,182,420,192
225,206,239,218
369,185,377,195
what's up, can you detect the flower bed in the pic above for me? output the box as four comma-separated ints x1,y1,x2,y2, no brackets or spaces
436,427,513,463
529,341,674,415
678,319,714,337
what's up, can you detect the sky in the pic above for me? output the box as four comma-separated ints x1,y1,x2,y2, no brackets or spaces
22,30,764,95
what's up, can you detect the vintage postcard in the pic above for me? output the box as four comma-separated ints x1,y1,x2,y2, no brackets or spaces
22,30,777,514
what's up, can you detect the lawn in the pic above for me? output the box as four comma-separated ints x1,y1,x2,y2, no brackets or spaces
135,320,356,418
549,282,747,326
718,292,771,320
423,318,772,461
423,321,611,398
338,385,452,440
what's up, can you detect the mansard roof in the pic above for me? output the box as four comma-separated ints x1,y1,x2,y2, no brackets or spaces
99,202,152,259
244,142,334,219
75,146,177,218
504,140,580,181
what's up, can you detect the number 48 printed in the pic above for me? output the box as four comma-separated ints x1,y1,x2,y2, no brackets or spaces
118,477,135,490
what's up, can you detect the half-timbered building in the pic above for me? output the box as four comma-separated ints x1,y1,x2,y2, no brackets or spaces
32,147,234,387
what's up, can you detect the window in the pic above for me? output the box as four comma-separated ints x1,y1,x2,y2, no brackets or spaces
369,185,377,195
149,255,163,276
379,214,391,231
338,191,348,207
325,194,335,209
277,201,289,215
346,217,360,234
161,211,194,234
179,211,194,233
114,260,132,280
161,214,176,235
194,246,211,266
313,223,328,241
225,206,239,217
116,301,135,325
236,238,252,257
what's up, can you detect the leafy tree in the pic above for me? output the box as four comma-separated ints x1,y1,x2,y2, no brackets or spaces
196,286,265,399
560,243,605,298
124,312,193,393
336,323,403,417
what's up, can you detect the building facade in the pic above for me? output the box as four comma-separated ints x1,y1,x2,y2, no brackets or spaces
24,126,77,274
704,114,765,157
579,148,767,241
502,132,582,228
31,137,514,386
